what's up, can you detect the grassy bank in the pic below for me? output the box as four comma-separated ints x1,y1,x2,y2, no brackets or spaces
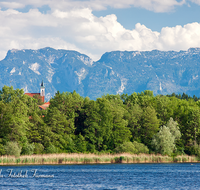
0,153,199,165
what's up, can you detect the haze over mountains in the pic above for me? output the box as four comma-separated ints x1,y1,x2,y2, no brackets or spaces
0,47,200,100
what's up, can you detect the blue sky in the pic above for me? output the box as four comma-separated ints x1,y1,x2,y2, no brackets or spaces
93,2,200,32
0,0,199,61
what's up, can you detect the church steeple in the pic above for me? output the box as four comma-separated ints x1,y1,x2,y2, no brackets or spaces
40,80,45,97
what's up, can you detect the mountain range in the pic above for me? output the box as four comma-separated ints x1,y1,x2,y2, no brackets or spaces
0,47,200,100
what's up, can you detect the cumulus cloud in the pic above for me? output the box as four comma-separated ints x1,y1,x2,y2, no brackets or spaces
0,1,199,61
158,23,200,50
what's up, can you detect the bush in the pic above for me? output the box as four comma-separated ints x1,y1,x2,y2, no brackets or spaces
184,143,200,156
132,141,149,154
46,144,58,153
4,141,21,157
87,144,96,153
194,144,200,158
34,143,44,154
0,144,5,155
115,141,149,154
21,143,35,155
115,142,137,154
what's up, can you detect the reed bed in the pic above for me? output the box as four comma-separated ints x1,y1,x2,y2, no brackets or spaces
0,153,199,165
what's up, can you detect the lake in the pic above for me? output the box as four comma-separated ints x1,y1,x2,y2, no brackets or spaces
0,163,200,189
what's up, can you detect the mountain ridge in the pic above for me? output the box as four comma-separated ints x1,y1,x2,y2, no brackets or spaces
1,47,200,100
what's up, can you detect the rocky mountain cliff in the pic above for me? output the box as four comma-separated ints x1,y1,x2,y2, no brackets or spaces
1,47,200,100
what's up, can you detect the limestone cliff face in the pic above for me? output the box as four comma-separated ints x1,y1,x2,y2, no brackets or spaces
1,47,200,100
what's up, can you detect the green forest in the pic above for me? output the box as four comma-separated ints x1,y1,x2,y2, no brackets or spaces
1,85,200,157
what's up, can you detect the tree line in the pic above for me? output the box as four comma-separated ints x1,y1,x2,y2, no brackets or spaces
0,85,200,157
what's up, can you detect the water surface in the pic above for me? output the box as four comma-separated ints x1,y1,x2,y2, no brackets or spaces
0,163,199,189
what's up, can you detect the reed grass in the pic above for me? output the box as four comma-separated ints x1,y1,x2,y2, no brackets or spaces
0,153,199,165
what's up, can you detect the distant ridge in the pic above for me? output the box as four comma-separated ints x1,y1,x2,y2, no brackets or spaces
0,47,200,100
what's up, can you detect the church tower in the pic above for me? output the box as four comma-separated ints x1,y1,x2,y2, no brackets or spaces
25,80,46,103
40,80,45,98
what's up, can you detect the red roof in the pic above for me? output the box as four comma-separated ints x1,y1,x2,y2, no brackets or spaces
39,102,50,110
25,93,40,97
25,93,44,103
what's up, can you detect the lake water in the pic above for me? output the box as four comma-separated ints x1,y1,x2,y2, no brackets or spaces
0,163,200,189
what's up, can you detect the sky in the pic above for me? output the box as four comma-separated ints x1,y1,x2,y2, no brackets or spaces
0,0,200,61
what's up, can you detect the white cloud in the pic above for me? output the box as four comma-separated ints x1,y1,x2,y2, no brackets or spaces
0,2,199,61
1,0,200,13
0,2,24,9
89,0,186,12
0,0,188,12
189,0,200,5
158,22,200,50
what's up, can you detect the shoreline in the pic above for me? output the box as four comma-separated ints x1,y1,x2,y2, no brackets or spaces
0,153,199,165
